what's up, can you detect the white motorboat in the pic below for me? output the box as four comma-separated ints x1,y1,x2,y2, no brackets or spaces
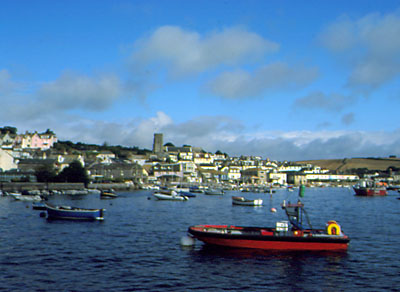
152,190,189,201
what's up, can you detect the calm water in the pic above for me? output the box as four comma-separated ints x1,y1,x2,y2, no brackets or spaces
0,187,399,291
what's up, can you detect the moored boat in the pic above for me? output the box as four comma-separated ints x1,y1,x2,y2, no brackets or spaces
100,189,117,199
32,202,47,210
189,186,204,193
188,200,349,251
232,196,263,206
353,180,387,196
9,192,43,202
152,190,189,201
45,203,105,220
178,191,196,198
204,188,224,195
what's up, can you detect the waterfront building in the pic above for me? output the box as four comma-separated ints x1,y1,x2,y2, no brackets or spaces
87,161,143,185
268,171,287,185
241,167,268,185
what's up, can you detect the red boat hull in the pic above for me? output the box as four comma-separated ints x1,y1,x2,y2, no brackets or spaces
188,225,350,251
353,187,387,196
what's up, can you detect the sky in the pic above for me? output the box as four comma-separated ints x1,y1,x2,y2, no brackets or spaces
1,0,400,161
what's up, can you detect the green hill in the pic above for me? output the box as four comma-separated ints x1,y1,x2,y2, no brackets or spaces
296,157,400,173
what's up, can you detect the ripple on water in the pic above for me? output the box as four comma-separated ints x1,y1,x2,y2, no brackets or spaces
0,189,399,291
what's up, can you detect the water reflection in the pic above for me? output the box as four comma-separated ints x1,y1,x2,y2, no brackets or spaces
196,244,348,260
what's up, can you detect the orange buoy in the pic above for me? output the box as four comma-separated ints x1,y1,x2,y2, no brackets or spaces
270,207,277,213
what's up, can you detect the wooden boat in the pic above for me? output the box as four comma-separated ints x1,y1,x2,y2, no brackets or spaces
232,196,263,206
353,180,387,196
188,201,350,251
152,190,189,201
204,188,224,195
45,203,105,220
100,189,117,199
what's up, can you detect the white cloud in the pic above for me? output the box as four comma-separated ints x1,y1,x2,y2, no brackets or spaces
294,91,357,112
207,62,319,99
38,71,123,111
0,70,129,130
319,11,400,92
131,26,279,77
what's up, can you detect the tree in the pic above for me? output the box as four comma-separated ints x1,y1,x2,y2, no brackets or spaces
35,164,57,182
0,126,17,134
56,161,89,186
44,128,55,135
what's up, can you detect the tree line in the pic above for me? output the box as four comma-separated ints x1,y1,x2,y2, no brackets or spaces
35,161,89,186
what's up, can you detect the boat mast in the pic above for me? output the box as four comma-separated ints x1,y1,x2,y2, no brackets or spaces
282,185,313,230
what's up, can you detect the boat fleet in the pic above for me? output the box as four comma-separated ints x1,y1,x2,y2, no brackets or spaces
4,180,399,251
1,188,115,221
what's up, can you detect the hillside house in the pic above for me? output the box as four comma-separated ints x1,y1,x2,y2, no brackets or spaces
14,130,58,150
193,152,213,165
0,132,17,149
87,161,143,184
96,151,116,164
221,165,241,183
17,158,58,173
268,171,287,185
0,149,17,171
152,163,183,185
197,167,226,184
241,167,268,185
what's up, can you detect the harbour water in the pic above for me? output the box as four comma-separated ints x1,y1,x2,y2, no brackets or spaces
0,187,399,291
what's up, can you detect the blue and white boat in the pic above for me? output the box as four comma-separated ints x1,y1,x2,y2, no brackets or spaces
178,191,196,198
45,203,105,220
204,188,224,195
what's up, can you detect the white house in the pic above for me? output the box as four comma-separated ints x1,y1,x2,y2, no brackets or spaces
0,149,17,171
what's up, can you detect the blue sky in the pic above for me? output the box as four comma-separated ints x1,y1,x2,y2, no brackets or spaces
1,0,400,161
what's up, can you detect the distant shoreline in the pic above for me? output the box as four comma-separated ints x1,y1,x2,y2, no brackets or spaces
0,182,136,192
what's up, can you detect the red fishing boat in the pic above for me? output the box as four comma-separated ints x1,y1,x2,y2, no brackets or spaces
353,180,387,196
188,200,350,251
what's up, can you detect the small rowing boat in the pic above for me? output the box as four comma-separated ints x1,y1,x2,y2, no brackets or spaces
100,189,117,199
232,196,263,206
45,203,105,220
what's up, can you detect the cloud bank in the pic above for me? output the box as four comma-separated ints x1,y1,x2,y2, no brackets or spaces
39,112,400,161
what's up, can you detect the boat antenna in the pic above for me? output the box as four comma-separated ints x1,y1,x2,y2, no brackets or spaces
282,184,313,230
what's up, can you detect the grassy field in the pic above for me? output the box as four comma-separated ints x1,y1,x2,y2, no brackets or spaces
296,157,400,172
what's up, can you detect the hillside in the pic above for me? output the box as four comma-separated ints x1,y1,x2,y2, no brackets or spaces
296,157,400,172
